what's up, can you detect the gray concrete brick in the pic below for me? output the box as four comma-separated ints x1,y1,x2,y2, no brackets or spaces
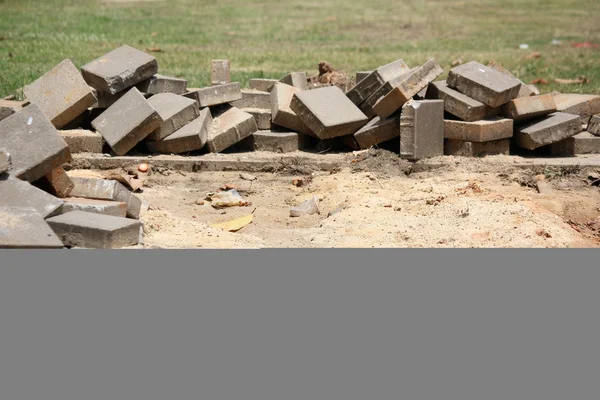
358,68,416,119
211,60,231,86
230,89,271,109
0,151,11,174
588,115,600,136
59,129,104,153
573,131,600,154
91,88,162,155
373,59,444,119
81,45,158,95
545,138,575,157
444,117,513,142
136,74,187,95
146,108,212,154
0,104,71,182
147,93,199,141
35,166,74,198
242,108,272,130
249,79,277,92
501,93,557,121
553,94,600,119
290,86,368,139
0,207,64,248
346,59,410,106
426,80,500,122
0,99,26,122
69,176,142,219
353,116,400,149
251,131,302,153
46,210,141,248
515,112,582,150
0,176,63,218
184,82,242,107
59,197,127,218
400,100,444,160
24,59,97,129
207,106,258,153
487,61,535,98
355,71,373,84
280,72,308,90
445,139,510,157
447,61,521,107
270,83,314,137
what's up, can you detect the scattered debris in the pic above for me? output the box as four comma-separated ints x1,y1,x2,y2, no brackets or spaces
240,173,257,181
290,195,320,217
212,213,254,232
555,76,589,85
208,189,251,208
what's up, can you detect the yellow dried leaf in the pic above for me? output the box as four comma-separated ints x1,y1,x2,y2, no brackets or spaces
212,214,253,232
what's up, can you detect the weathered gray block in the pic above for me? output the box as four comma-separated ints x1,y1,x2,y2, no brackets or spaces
355,71,373,83
426,81,500,122
572,132,600,154
487,61,535,98
81,45,158,95
59,197,127,218
249,79,277,92
0,151,11,174
444,117,513,142
251,131,302,153
553,94,600,119
184,82,242,107
147,108,212,154
243,108,272,130
280,72,308,90
91,88,162,155
136,74,187,95
0,104,71,182
211,60,231,86
290,86,368,139
400,100,444,160
588,115,600,136
358,68,416,119
35,166,74,198
147,93,199,141
24,59,97,129
373,60,444,119
447,61,521,108
59,129,104,153
229,89,271,109
0,99,25,122
501,94,557,121
0,176,64,218
69,176,142,219
46,210,141,248
353,116,400,149
0,207,64,249
207,106,258,153
270,83,314,137
445,139,510,157
346,59,410,106
515,112,582,150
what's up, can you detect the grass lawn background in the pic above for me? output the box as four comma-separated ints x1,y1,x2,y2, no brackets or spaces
1,0,599,98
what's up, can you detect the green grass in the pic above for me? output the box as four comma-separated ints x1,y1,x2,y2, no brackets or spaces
1,0,599,98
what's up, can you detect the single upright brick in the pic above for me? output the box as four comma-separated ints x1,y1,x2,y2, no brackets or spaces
207,106,258,153
136,74,187,95
0,176,63,218
35,166,74,198
249,78,277,92
69,176,143,219
229,89,271,109
59,198,127,218
444,118,513,142
588,115,600,136
346,59,410,106
0,99,25,122
270,83,314,136
572,132,600,154
59,129,104,153
445,139,510,157
91,88,162,155
355,71,373,84
242,108,271,130
0,104,71,182
147,93,199,141
46,210,141,249
426,81,500,122
0,207,64,249
447,61,521,108
373,59,444,119
81,45,158,95
514,112,582,150
353,116,400,149
501,94,557,121
487,61,535,98
290,86,368,139
400,100,444,160
553,94,600,119
251,131,302,153
184,82,242,107
147,108,212,154
211,60,231,86
23,59,97,129
280,72,308,90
